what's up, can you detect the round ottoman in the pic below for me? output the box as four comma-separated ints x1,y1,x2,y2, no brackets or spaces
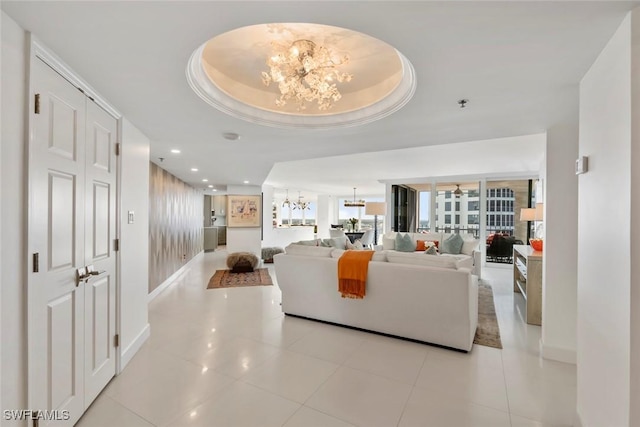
226,252,259,273
261,247,284,264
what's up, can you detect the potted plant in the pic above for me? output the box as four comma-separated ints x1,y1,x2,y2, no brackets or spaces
348,217,358,232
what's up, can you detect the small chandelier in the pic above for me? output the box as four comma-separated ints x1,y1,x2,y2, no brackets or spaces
261,39,353,111
344,187,366,207
454,184,464,198
293,191,311,210
282,189,293,208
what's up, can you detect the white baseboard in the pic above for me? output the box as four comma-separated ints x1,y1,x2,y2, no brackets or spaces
119,323,150,372
539,339,577,364
148,251,204,302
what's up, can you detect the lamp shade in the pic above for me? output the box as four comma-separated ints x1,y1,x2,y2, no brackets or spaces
520,204,544,221
535,203,544,221
365,202,386,216
519,208,537,221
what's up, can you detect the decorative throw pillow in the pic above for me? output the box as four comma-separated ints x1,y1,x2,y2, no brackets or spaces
395,233,416,252
353,239,364,250
440,233,464,254
416,240,426,251
425,245,438,255
382,236,396,250
345,239,356,250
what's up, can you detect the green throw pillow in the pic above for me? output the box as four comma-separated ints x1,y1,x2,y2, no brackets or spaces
395,233,416,252
440,234,464,254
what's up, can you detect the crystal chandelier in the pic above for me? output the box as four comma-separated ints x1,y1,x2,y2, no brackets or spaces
261,39,353,111
344,187,366,207
293,192,311,210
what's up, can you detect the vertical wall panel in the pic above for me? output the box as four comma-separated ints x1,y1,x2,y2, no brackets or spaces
148,162,203,293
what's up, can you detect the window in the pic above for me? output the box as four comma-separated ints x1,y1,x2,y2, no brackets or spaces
445,191,451,199
444,201,451,211
455,201,460,211
468,189,479,198
418,191,430,231
468,214,479,224
445,214,451,224
455,214,460,225
468,201,479,211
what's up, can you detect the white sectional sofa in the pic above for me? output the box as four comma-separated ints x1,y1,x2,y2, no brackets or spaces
382,231,481,278
274,244,479,352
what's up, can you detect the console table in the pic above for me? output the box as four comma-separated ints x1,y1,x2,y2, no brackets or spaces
345,232,364,243
513,244,543,325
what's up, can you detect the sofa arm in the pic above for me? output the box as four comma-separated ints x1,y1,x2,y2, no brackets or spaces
472,250,482,279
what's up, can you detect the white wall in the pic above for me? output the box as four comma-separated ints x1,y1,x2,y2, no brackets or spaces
1,11,28,424
260,184,279,248
119,119,150,368
226,185,262,256
577,13,632,427
316,195,330,239
541,98,579,364
630,10,640,427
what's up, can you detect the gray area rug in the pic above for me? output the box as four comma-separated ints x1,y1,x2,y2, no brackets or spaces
474,282,503,349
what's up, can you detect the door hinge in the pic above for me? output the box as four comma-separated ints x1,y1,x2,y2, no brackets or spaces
32,415,39,427
34,94,40,114
115,142,120,156
114,239,120,251
114,334,120,348
33,253,39,273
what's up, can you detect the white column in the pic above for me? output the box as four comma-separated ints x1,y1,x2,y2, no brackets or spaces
541,95,579,365
316,195,330,239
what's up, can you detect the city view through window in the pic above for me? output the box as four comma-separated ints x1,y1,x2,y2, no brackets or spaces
415,180,534,242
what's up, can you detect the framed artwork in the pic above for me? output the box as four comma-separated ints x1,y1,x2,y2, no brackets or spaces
227,194,261,228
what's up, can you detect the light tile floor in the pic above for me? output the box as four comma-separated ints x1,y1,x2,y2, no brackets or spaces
77,251,576,427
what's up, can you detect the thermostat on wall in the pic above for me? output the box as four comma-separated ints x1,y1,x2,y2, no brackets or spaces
575,156,588,175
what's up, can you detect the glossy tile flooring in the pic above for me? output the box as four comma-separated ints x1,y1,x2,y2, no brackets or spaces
77,251,576,427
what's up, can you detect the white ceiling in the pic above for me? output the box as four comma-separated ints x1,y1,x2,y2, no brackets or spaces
3,1,637,195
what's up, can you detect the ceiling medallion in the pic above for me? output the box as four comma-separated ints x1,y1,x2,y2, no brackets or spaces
186,23,416,129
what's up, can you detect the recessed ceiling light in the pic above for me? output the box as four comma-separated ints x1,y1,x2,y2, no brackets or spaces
243,180,249,184
212,189,218,192
202,179,208,182
222,132,240,141
191,168,198,172
171,149,181,154
208,185,213,188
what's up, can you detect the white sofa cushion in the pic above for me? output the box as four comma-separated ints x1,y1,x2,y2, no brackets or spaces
386,251,459,269
284,244,334,257
440,253,473,270
460,239,479,256
382,235,395,250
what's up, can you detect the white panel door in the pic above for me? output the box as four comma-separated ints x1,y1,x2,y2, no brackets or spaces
29,58,118,425
83,100,117,405
29,58,86,426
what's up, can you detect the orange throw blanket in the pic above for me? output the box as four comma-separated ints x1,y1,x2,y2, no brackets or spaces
338,250,375,299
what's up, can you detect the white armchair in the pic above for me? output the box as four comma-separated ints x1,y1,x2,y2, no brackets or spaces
329,229,346,238
359,229,374,248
